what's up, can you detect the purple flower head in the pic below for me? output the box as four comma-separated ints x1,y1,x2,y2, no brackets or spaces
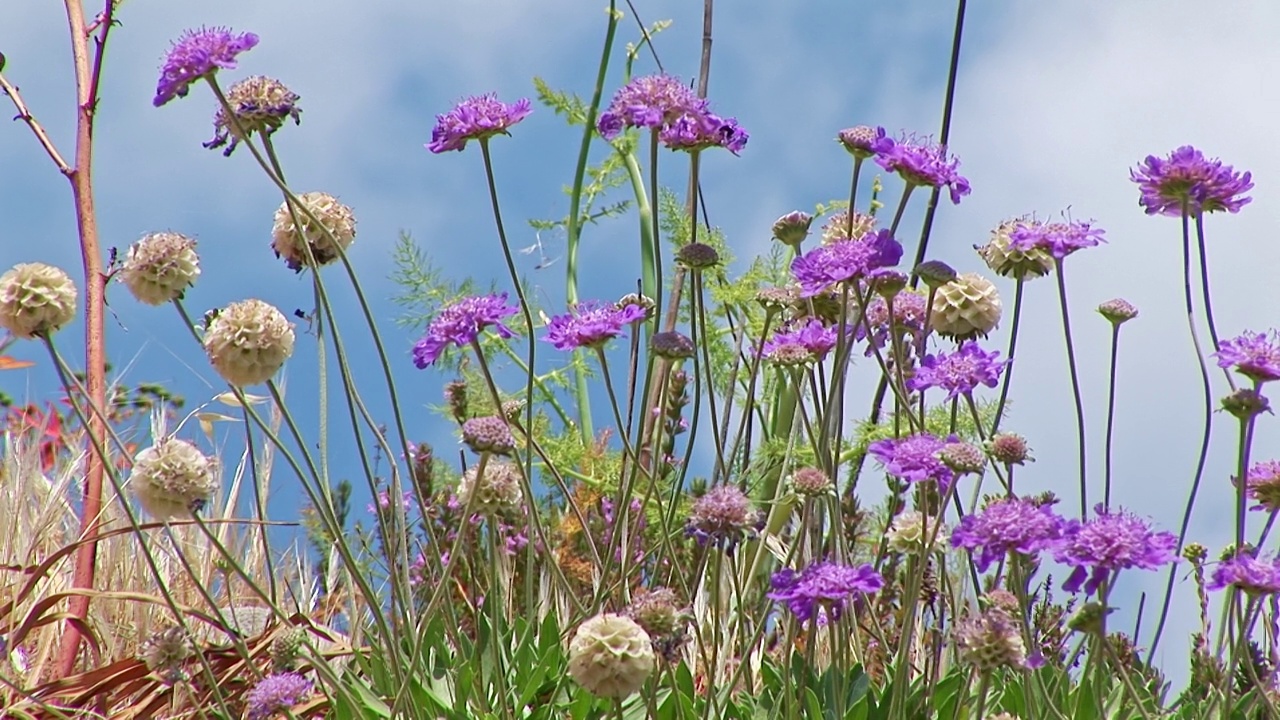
1215,330,1280,384
1208,551,1280,595
1131,146,1253,216
1053,505,1178,596
154,27,259,107
367,490,412,515
543,300,648,351
837,125,887,159
660,110,749,154
597,75,703,138
858,291,928,352
769,561,883,623
245,671,313,720
951,497,1068,572
412,293,520,368
427,94,532,153
868,433,955,490
686,485,760,547
1245,460,1280,512
909,341,1009,401
873,133,971,204
790,229,903,297
760,319,841,362
1008,219,1106,260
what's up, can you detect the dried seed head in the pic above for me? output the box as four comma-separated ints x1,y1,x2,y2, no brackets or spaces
202,299,295,386
130,438,217,521
120,232,201,305
0,262,77,339
567,613,655,698
271,192,356,272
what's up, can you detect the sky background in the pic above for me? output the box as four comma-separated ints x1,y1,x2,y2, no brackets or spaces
3,0,1279,689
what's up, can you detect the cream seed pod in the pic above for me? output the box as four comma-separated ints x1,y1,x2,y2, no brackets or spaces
930,272,1002,341
0,262,77,339
202,299,295,386
567,613,655,698
271,192,356,272
119,232,201,305
456,459,523,513
130,437,217,521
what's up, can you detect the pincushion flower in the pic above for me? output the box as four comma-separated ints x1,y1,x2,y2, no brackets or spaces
597,74,703,138
427,93,532,153
686,485,760,547
1008,219,1106,260
567,613,654,698
790,229,903,297
858,290,928,351
1244,460,1280,512
271,192,356,271
457,460,523,513
412,294,519,367
1131,145,1253,216
1053,505,1178,595
769,561,883,623
130,438,218,521
930,272,1002,340
1214,330,1280,384
837,125,886,159
245,672,312,720
543,301,647,351
0,262,77,339
908,341,1008,400
977,218,1053,280
660,110,749,154
204,75,301,155
202,299,295,386
119,232,201,305
1208,552,1280,595
760,319,841,362
867,433,955,489
950,496,1067,572
955,606,1031,671
153,27,259,107
873,133,971,204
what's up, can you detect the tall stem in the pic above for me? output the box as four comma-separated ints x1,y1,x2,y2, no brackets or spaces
989,278,1024,435
1053,258,1089,517
1102,324,1122,508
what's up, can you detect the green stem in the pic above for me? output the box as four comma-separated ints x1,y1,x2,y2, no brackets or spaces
1052,258,1089,517
1102,323,1122,509
989,278,1024,435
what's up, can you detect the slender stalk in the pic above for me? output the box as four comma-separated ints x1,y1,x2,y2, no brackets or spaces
1052,258,1089,517
1193,213,1236,391
1102,323,1122,508
989,278,1025,435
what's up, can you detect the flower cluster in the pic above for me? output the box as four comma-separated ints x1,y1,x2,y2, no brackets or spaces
789,229,903,297
119,232,201,305
412,294,520,367
0,262,77,339
908,341,1008,401
543,301,648,351
868,433,955,489
760,319,841,364
873,133,971,204
1131,145,1253,216
769,561,884,624
1008,219,1106,260
1054,505,1178,595
1208,551,1280,595
245,672,313,720
686,485,760,547
598,74,748,154
428,94,532,153
1244,460,1280,512
204,75,301,155
1214,329,1280,384
950,496,1067,572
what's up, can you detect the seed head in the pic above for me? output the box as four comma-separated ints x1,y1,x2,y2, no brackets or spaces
789,466,832,496
940,441,987,475
0,263,77,339
931,273,1002,340
202,299,295,386
567,613,655,698
457,459,523,513
140,626,195,685
271,192,357,272
676,242,720,269
461,415,516,455
886,510,948,553
976,219,1053,280
771,211,814,247
130,438,218,521
913,259,957,288
120,232,201,305
650,331,695,360
205,75,301,156
1097,298,1139,325
988,432,1032,466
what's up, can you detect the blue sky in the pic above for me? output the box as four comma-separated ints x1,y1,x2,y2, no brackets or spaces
4,0,1280,685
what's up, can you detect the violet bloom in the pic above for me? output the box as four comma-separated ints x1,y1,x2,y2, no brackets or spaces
412,293,519,368
837,125,887,159
686,485,760,547
1130,146,1253,216
597,74,703,138
1214,330,1280,384
427,94,532,153
1008,219,1106,260
660,110,749,154
760,319,841,362
950,496,1068,572
367,490,412,515
873,133,971,204
790,229,904,297
1208,552,1280,595
867,433,955,489
909,341,1008,401
543,300,648,351
1053,505,1178,596
1245,460,1280,512
245,672,313,720
769,561,883,624
153,27,259,107
858,291,928,352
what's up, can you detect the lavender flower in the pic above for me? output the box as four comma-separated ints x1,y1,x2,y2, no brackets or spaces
686,485,760,547
951,496,1068,572
790,230,904,297
1053,505,1178,595
760,319,841,363
1208,552,1280,595
543,301,648,351
1131,146,1253,216
769,561,883,623
873,133,971,204
245,671,312,720
427,94,532,153
837,125,887,159
660,110,749,154
908,341,1008,401
366,489,412,515
412,294,519,368
597,75,702,138
1008,219,1106,260
1245,460,1280,512
154,27,259,107
867,433,955,489
1214,330,1280,383
858,291,928,352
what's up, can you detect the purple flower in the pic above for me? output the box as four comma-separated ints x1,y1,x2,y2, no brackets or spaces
951,497,1068,572
245,671,312,720
909,341,1008,401
837,125,887,159
660,110,749,154
873,133,971,204
868,433,955,489
769,561,883,623
686,485,760,547
760,319,841,362
1131,146,1253,216
542,301,648,351
153,27,259,107
597,75,703,138
1215,330,1280,383
1008,219,1106,260
427,94,532,153
1245,460,1280,512
790,230,904,297
1209,552,1280,595
1053,505,1178,596
412,294,520,368
367,489,412,515
858,291,928,351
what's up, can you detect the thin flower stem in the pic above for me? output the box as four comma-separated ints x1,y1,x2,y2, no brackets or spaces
649,128,663,324
1102,324,1122,508
1193,213,1236,391
1053,258,1089,517
989,278,1025,435
886,182,916,238
847,157,863,231
1233,391,1259,549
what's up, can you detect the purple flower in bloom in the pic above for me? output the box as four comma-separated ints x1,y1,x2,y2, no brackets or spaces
1244,460,1280,512
543,301,648,351
153,27,259,107
1053,505,1178,596
769,561,883,623
909,341,1008,401
427,94,532,153
837,125,887,158
1008,219,1106,260
857,291,928,352
660,110,749,154
873,133,971,204
1131,146,1253,216
245,671,312,720
790,230,904,297
367,489,412,515
597,75,703,138
951,497,1068,572
1209,552,1280,595
412,294,520,368
760,319,841,362
686,485,760,547
1215,330,1280,383
868,433,955,489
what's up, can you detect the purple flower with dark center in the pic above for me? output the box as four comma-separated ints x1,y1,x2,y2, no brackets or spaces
153,27,259,107
245,671,313,720
909,341,1008,401
1008,219,1106,260
873,133,971,204
868,433,955,489
660,110,749,154
412,294,520,368
1214,330,1280,383
1244,460,1280,512
686,485,760,547
1209,552,1280,595
427,94,532,153
597,75,703,138
951,496,1068,572
543,301,648,351
790,230,903,297
769,561,883,623
1131,146,1253,216
1053,505,1178,596
760,319,841,362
